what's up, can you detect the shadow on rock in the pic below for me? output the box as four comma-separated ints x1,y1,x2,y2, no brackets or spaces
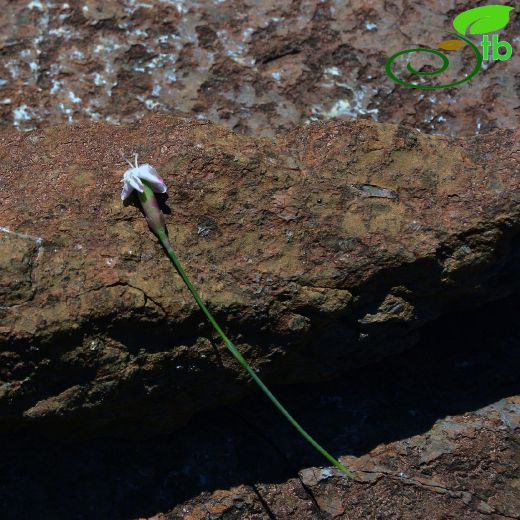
1,293,520,519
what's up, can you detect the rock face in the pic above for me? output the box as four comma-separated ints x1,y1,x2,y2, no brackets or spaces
0,116,519,438
2,295,520,519
0,1,518,137
1,2,519,518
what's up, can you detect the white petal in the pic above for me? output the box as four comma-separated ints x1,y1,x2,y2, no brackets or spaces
128,173,144,192
120,162,168,201
136,164,167,193
121,169,137,200
121,182,132,200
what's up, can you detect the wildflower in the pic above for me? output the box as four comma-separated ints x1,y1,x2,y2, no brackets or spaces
121,154,167,201
121,155,353,477
122,154,167,237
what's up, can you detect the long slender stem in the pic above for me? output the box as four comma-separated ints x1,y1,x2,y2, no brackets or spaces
155,227,353,477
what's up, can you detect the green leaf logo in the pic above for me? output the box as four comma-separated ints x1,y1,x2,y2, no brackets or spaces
453,5,513,35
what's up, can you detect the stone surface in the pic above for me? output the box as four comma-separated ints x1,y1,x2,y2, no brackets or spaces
1,2,519,518
1,295,519,518
0,116,519,439
0,1,518,136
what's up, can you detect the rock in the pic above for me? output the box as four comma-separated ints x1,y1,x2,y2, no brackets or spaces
0,1,517,136
0,115,518,437
2,294,519,518
150,298,520,519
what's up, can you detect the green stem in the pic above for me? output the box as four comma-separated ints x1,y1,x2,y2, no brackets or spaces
138,183,352,476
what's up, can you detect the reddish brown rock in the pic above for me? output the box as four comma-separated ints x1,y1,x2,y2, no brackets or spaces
1,295,519,518
144,300,520,519
0,116,519,438
0,2,518,518
0,1,517,137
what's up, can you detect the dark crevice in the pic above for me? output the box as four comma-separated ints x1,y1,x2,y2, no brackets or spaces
237,408,325,517
250,484,277,520
1,291,520,519
259,47,302,65
2,223,519,438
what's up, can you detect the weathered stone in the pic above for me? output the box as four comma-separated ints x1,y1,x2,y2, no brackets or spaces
157,297,520,519
0,116,518,438
0,1,517,137
1,295,519,518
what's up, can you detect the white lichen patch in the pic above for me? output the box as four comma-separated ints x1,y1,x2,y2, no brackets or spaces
27,0,44,10
68,91,81,103
324,66,341,77
48,26,78,40
158,0,189,13
217,29,256,67
50,79,63,94
309,85,379,122
271,70,282,82
13,104,38,131
57,102,75,123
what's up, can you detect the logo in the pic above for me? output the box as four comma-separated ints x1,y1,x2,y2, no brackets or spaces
385,5,514,89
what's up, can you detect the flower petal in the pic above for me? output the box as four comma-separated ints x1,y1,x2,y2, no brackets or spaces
121,182,133,200
128,173,145,193
136,164,167,193
120,162,168,201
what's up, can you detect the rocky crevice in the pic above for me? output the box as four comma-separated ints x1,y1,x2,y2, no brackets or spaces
0,116,519,439
1,293,519,518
